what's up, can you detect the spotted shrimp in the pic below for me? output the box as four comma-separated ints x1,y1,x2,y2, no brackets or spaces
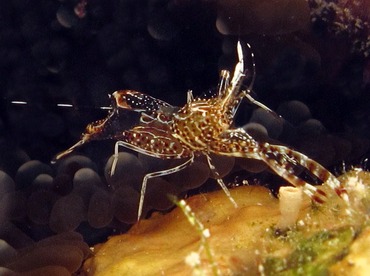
54,42,348,220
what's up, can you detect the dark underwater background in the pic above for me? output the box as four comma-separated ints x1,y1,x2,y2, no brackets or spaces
0,0,369,273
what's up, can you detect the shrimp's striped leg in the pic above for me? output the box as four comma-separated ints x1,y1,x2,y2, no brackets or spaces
205,154,238,208
211,129,347,204
260,143,348,203
137,155,195,221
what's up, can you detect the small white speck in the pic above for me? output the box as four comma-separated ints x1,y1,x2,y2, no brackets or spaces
185,251,201,267
202,228,210,238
